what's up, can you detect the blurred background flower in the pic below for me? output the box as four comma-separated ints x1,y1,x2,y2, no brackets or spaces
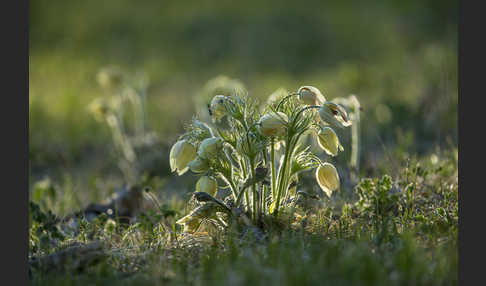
29,0,457,204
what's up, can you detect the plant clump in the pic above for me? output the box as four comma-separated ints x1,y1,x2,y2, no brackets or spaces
169,84,356,232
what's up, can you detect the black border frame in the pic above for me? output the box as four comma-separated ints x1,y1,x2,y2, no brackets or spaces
2,0,29,285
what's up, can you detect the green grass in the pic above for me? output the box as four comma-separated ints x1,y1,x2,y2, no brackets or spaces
29,149,457,285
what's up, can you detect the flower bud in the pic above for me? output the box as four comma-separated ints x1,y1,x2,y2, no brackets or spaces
192,119,214,138
169,140,197,175
298,86,326,106
197,137,224,160
318,102,352,129
315,163,340,198
210,95,228,122
258,112,288,137
97,67,124,90
316,127,343,156
188,156,210,173
196,176,218,196
88,97,113,122
104,218,117,233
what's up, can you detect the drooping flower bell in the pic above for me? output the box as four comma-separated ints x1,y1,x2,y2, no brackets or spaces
188,156,210,173
169,139,197,175
196,176,218,196
318,102,352,129
316,127,343,156
315,163,340,198
298,86,326,106
192,119,214,138
258,112,288,137
197,137,224,160
209,95,229,122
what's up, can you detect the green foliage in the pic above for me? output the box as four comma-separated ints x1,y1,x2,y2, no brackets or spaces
32,178,57,210
29,149,457,285
170,84,352,231
29,201,64,256
355,175,401,219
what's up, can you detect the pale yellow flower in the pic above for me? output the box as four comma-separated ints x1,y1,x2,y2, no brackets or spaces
210,95,228,122
316,127,343,156
298,86,326,106
430,154,439,165
258,112,288,137
192,119,214,138
318,102,352,129
97,67,124,89
315,163,340,198
104,219,117,233
196,176,218,196
169,140,197,175
197,137,224,160
88,97,112,122
188,156,210,173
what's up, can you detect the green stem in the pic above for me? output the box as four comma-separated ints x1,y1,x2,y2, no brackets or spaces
243,121,253,215
240,158,250,212
262,150,268,215
219,172,237,201
271,137,276,200
235,158,246,206
275,92,298,111
294,105,321,121
274,128,308,215
236,185,246,207
350,102,360,182
250,158,257,222
244,189,250,212
274,137,291,215
262,183,267,215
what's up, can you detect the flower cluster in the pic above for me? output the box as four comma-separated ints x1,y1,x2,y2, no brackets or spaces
170,85,353,232
88,67,151,185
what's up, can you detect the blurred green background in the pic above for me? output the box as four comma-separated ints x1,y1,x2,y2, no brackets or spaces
29,0,457,208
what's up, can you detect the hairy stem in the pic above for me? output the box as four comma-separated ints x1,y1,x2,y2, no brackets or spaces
250,158,257,222
274,137,291,215
274,127,308,215
262,149,268,215
350,103,360,182
218,172,237,201
271,137,276,201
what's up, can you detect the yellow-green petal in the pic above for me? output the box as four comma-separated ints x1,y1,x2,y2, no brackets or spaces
169,140,197,175
258,112,288,137
196,176,218,196
316,127,343,156
315,163,340,198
